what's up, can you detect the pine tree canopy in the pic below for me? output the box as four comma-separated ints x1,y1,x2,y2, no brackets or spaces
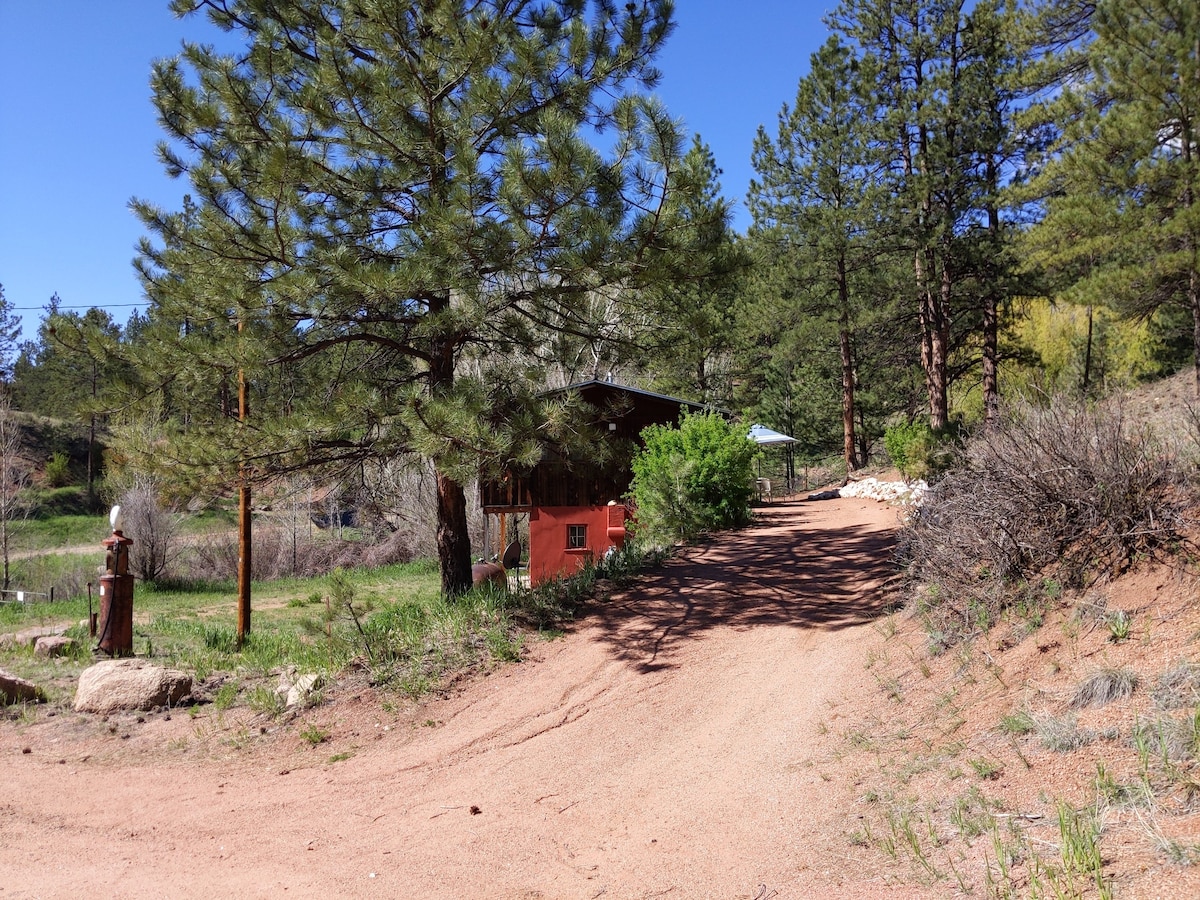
131,0,692,595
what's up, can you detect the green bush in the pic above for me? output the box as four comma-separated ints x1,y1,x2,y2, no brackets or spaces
628,412,756,545
43,452,73,488
884,420,957,480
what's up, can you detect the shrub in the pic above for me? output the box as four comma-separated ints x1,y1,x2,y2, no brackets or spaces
119,478,184,582
884,420,958,481
901,398,1189,645
1152,662,1200,710
43,452,72,488
629,412,756,545
1071,667,1138,709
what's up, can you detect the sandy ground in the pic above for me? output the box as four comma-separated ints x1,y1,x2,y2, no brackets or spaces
0,496,926,900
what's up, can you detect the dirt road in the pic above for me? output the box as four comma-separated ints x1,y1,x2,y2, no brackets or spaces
1,496,920,899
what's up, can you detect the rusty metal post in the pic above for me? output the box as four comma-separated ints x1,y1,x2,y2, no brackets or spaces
97,530,134,657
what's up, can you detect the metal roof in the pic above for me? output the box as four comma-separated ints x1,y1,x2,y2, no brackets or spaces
748,423,798,445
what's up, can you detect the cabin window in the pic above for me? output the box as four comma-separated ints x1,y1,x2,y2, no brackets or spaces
567,524,587,549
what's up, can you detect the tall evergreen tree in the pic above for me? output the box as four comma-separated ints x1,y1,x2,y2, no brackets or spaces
133,0,689,597
643,135,744,406
0,285,21,386
11,299,126,496
748,37,885,471
1024,0,1200,395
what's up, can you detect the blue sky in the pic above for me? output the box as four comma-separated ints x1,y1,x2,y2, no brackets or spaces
0,2,834,341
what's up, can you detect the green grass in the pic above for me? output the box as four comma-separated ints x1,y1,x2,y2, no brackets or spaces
0,559,444,690
178,507,238,534
999,709,1036,735
300,722,330,745
0,581,91,628
0,541,657,712
28,486,104,519
10,514,108,552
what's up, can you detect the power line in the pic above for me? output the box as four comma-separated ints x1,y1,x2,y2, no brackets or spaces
10,302,149,311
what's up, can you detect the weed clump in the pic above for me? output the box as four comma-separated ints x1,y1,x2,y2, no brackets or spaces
901,398,1190,645
1152,661,1200,710
1035,713,1100,752
1071,667,1139,709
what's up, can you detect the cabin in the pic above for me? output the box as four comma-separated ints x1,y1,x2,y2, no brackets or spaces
480,380,708,585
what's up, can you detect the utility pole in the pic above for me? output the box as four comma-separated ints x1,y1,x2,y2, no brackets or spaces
237,319,251,647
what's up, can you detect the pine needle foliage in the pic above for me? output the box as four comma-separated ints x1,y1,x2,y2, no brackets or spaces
132,0,697,596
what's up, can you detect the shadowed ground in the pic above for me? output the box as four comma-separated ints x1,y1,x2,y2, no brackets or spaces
589,498,901,673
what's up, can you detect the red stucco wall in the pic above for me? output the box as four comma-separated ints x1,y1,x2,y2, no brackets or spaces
528,504,628,586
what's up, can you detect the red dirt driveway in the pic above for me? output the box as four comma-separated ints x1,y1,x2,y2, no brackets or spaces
0,495,926,899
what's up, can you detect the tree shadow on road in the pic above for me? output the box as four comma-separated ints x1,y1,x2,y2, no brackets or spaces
583,499,901,674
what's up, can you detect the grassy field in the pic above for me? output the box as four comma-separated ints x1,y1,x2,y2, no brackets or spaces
10,515,109,553
2,559,442,705
0,541,658,713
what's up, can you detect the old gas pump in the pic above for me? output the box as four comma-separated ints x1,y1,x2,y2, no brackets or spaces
97,506,134,657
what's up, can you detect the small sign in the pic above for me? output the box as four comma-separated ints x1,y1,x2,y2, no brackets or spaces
16,591,24,603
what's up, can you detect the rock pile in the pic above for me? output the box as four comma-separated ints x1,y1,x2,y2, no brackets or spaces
838,476,928,505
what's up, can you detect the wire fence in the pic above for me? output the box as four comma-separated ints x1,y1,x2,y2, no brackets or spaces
0,588,55,604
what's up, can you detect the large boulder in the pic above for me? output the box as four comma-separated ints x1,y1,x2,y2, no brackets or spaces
74,659,192,714
0,669,44,705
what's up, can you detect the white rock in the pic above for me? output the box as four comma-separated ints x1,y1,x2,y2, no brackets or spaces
276,667,325,707
286,673,324,709
840,477,928,506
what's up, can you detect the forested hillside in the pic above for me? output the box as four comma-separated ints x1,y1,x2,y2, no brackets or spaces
0,0,1195,597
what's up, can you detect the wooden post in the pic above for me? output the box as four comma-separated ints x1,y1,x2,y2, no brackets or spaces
237,320,252,648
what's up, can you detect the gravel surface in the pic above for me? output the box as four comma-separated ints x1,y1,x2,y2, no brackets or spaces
1,496,927,899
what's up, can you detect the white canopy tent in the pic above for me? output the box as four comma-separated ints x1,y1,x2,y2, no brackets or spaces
748,423,798,446
747,424,798,499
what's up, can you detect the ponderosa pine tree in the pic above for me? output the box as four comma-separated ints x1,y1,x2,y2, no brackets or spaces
643,135,745,406
11,299,127,498
1024,0,1200,396
957,0,1031,428
830,0,1026,431
828,0,958,431
133,0,692,597
748,37,886,471
0,285,21,387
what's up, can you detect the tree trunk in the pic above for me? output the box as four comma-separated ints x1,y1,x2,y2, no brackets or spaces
88,359,98,498
982,291,999,429
1083,305,1094,398
435,468,473,597
1191,267,1200,401
929,257,952,432
236,349,251,646
428,294,473,598
983,166,1001,430
837,254,860,471
916,248,950,431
